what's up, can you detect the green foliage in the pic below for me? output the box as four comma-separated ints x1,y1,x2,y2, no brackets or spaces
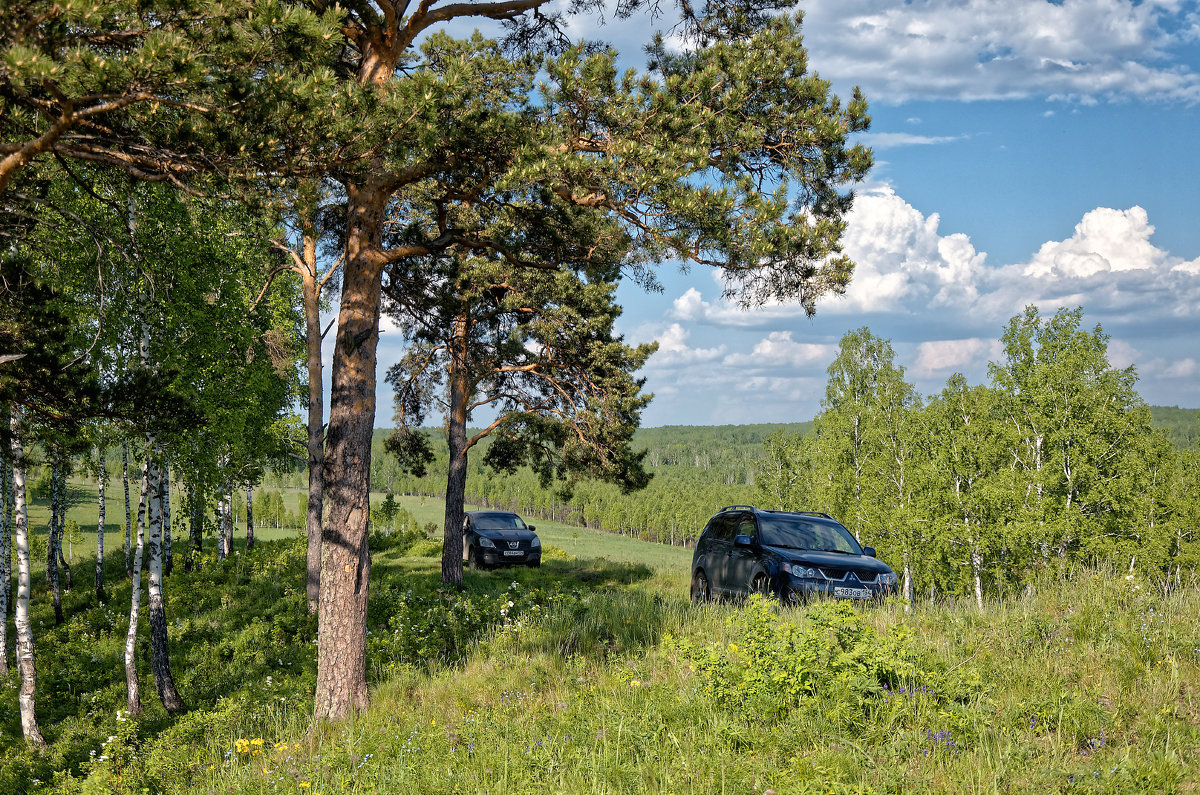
669,596,920,716
756,308,1200,602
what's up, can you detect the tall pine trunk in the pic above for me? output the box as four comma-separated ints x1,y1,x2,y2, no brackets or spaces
442,312,470,588
245,482,254,550
125,458,149,717
10,411,45,745
315,180,387,720
302,238,325,615
96,446,107,601
147,452,184,711
123,442,132,578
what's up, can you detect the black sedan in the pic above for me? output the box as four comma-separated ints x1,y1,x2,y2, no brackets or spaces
690,505,897,603
463,510,542,569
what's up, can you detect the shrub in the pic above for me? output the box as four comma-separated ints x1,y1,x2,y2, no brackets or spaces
668,597,920,717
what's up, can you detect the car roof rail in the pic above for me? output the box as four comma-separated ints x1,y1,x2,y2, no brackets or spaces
718,504,757,513
794,510,835,520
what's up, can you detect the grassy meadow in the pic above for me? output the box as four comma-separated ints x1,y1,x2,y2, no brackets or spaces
1,480,1198,793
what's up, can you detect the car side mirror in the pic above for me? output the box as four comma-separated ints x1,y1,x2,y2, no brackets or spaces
527,525,536,532
863,546,876,557
734,534,753,547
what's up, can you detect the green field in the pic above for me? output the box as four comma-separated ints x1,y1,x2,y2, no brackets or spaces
2,482,1198,793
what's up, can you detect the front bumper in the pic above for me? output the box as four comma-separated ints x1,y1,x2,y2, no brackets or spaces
785,578,895,603
479,549,541,567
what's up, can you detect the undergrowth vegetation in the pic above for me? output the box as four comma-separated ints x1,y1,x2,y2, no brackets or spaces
1,527,1198,793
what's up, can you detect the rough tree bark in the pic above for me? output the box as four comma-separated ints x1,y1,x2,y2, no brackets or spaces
10,411,45,745
442,312,470,588
315,181,389,720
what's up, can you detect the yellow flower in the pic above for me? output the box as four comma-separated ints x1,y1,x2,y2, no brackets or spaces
300,784,311,789
630,680,641,687
274,741,289,752
251,738,265,746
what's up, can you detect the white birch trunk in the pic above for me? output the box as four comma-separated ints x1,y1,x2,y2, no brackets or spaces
125,458,149,716
10,412,45,745
972,547,984,612
902,553,913,613
147,451,184,711
0,456,10,675
96,447,107,600
224,479,234,557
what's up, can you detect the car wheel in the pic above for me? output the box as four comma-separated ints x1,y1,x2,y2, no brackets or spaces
468,547,484,570
750,572,772,598
691,569,710,604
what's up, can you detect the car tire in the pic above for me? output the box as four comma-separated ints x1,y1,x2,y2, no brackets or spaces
527,560,540,568
468,547,484,570
691,569,710,604
750,572,772,598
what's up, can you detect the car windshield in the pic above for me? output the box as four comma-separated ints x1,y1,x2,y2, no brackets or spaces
473,514,527,531
758,516,862,554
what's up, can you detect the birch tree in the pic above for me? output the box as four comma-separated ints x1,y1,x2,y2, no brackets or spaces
8,409,45,745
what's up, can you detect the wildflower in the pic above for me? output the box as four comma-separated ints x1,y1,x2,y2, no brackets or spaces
630,679,641,687
300,783,311,789
274,741,289,752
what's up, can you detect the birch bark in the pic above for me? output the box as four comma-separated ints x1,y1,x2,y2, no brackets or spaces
96,446,107,600
147,452,184,711
125,458,148,716
0,456,10,675
10,411,45,745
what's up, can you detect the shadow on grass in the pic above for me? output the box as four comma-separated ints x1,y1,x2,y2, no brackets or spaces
366,548,665,671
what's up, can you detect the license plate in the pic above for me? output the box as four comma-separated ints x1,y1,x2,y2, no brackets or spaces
502,550,524,557
834,586,871,599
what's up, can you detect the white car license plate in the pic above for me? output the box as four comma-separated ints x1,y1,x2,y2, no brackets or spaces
834,586,871,599
502,550,524,557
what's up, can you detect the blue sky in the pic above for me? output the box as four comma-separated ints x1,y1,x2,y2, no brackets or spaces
374,0,1200,428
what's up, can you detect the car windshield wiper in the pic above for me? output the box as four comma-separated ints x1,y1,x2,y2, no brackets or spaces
820,548,855,555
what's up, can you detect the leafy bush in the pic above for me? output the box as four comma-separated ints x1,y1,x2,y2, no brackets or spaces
669,597,919,716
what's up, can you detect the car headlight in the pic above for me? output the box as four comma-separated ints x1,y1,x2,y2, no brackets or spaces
530,536,541,548
477,537,496,549
879,572,898,586
783,562,822,579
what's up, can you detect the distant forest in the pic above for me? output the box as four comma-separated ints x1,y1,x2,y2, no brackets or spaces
260,408,1197,548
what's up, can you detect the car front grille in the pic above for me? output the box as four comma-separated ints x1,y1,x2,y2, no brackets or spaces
820,569,881,585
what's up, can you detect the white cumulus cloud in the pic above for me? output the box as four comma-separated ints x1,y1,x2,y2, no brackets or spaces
912,338,1003,377
724,332,834,369
801,0,1200,104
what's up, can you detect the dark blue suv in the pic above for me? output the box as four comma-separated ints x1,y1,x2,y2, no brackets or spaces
690,505,897,604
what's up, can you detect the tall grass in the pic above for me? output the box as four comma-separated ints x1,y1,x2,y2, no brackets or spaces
2,489,1197,793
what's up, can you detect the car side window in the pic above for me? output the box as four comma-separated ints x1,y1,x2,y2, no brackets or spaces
705,515,729,541
736,517,756,541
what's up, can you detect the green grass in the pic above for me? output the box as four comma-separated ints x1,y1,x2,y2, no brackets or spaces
2,481,1198,794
